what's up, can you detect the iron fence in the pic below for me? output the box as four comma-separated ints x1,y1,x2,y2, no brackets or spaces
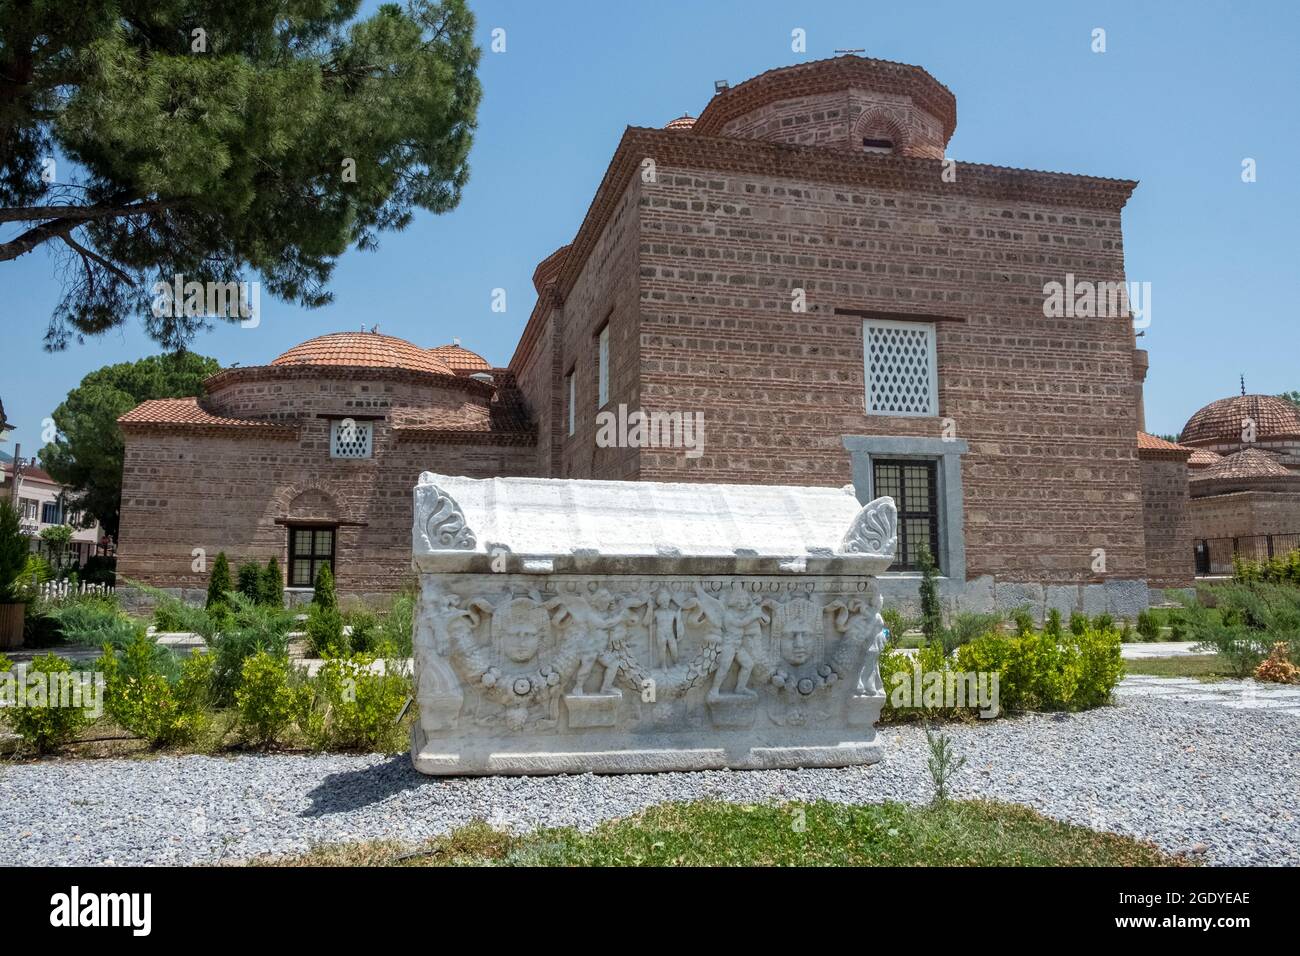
1194,532,1300,576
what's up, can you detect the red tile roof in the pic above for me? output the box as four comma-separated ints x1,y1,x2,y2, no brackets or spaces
272,332,455,376
430,344,491,373
117,398,298,436
1179,394,1300,446
664,114,696,130
1187,447,1223,468
1191,447,1298,483
1136,431,1192,461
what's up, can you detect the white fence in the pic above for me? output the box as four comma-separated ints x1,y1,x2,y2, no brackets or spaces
37,580,115,601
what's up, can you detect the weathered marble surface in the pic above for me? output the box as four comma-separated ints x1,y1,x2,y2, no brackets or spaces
410,474,897,775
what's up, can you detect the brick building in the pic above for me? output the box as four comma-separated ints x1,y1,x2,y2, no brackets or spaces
1176,392,1300,573
117,55,1191,615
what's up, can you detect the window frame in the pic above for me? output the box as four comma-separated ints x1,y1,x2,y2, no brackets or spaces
596,322,610,410
329,418,374,459
287,525,337,588
871,458,941,573
863,317,939,418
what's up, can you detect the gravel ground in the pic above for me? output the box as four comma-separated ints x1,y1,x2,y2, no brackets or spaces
2,694,1296,866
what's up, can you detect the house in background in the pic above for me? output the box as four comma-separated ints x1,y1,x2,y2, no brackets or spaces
1,456,106,566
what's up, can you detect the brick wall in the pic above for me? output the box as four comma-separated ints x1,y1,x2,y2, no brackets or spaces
624,162,1144,585
1188,491,1300,540
117,371,537,596
1140,458,1193,588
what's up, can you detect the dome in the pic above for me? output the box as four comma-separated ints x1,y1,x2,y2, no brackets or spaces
271,332,454,376
430,343,491,374
664,114,696,130
1179,394,1300,446
1191,447,1298,486
1186,447,1223,469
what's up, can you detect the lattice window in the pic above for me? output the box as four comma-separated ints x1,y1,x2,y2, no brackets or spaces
329,419,373,459
864,319,937,416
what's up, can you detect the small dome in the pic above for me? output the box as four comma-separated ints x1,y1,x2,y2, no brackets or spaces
1179,394,1300,446
431,343,491,374
1191,447,1298,486
272,332,454,376
664,114,696,130
1186,447,1223,469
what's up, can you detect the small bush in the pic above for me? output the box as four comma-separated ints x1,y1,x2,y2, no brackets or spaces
312,564,338,611
941,610,1003,655
1068,611,1088,636
916,546,942,644
0,500,27,602
205,552,232,613
1135,609,1160,641
206,593,295,705
306,601,345,658
0,653,92,753
237,562,263,602
880,607,912,643
99,634,211,747
1044,608,1062,639
235,650,303,746
259,557,283,607
1254,643,1299,684
379,589,415,659
1010,607,1035,637
301,655,409,751
45,597,137,649
344,608,380,655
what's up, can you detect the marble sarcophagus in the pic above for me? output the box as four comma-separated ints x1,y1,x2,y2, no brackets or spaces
409,473,897,775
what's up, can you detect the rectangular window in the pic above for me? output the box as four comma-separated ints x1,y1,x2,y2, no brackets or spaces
863,318,937,416
872,459,940,573
565,369,576,436
596,323,610,409
40,501,61,524
20,499,37,522
330,419,373,459
288,526,336,588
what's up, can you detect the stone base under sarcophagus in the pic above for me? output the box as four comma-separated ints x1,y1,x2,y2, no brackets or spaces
408,475,897,776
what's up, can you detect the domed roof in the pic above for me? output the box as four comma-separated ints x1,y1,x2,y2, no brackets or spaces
1186,447,1224,469
1179,394,1300,446
430,343,491,374
664,114,696,130
1191,447,1297,485
271,332,454,376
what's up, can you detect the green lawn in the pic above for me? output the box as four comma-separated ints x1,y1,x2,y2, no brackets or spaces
1123,655,1233,681
249,799,1190,867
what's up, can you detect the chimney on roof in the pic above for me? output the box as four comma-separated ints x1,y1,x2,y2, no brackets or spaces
713,80,729,95
453,337,461,346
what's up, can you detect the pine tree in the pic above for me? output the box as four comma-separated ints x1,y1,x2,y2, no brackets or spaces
260,557,282,607
312,564,337,612
0,501,28,603
236,562,262,602
206,552,232,612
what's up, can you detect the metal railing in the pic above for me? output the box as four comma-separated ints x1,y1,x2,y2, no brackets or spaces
1194,533,1300,576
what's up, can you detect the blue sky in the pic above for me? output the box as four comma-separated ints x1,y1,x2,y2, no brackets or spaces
2,0,1297,455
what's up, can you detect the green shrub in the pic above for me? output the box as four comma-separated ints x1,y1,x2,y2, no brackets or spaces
1010,607,1034,637
1068,611,1088,636
953,626,1122,715
0,653,92,754
300,655,409,751
1044,608,1062,638
45,597,137,649
378,589,415,658
940,610,1003,655
1091,612,1115,632
259,557,283,607
1136,609,1159,641
343,608,380,655
312,564,338,611
237,561,263,602
880,607,912,643
206,592,295,705
205,552,232,612
99,633,211,747
306,601,345,658
12,554,54,602
916,545,942,644
235,650,303,746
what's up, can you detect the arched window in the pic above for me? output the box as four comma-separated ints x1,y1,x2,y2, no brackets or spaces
862,135,894,154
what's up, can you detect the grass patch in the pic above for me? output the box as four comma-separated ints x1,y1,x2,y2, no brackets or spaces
249,799,1190,868
1122,655,1234,681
